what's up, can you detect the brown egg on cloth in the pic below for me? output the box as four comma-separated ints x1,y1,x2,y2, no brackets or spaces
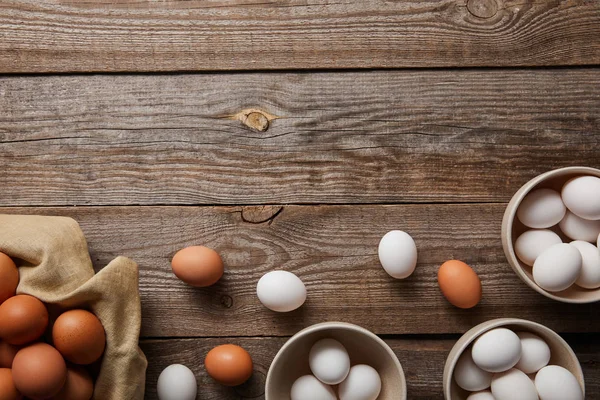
12,343,67,399
53,365,94,400
0,368,22,400
437,260,482,309
0,295,49,345
0,252,19,305
171,246,224,287
52,310,106,365
205,344,253,386
0,341,21,368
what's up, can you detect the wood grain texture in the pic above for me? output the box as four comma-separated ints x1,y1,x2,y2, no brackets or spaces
1,69,599,206
1,0,599,72
3,205,600,337
140,334,600,399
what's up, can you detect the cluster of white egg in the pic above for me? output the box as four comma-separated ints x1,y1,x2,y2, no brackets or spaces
454,327,583,400
514,175,600,292
291,338,381,400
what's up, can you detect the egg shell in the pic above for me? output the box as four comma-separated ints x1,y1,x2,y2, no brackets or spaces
467,391,495,400
514,332,551,374
570,240,600,289
453,348,492,391
378,230,418,279
535,365,584,400
52,309,106,365
561,176,600,220
514,230,562,267
0,295,48,345
309,338,350,385
472,328,522,373
532,243,582,292
53,366,94,400
256,271,306,312
12,343,67,399
597,232,599,247
0,252,19,305
0,341,21,368
517,189,566,229
290,375,336,400
0,368,22,400
204,344,253,386
171,246,224,287
157,364,197,400
338,364,381,400
491,368,538,400
559,210,600,242
437,260,482,309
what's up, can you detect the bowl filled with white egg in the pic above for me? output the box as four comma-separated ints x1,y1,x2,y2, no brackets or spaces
443,318,584,400
265,321,407,400
502,166,600,303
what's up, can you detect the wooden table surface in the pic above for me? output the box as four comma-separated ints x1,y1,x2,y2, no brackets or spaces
1,1,599,398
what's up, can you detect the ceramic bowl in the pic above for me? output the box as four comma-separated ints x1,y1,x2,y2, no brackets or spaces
443,318,585,400
265,321,407,400
501,166,600,303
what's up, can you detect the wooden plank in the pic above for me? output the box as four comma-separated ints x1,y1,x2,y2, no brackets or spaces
140,334,600,399
1,0,599,72
1,69,599,206
3,205,600,337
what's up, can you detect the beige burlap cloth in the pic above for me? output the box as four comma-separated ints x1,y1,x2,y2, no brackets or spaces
0,214,147,399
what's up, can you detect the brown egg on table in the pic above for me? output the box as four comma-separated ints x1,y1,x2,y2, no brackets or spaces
53,365,94,400
0,368,22,400
0,252,19,305
0,295,49,345
52,310,106,365
0,341,21,368
12,343,67,399
437,260,482,309
205,344,253,386
171,246,224,287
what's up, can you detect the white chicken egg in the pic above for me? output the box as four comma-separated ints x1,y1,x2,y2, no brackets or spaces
472,328,522,373
467,391,496,400
514,332,551,374
256,271,306,312
517,189,566,229
570,240,600,289
157,364,197,400
378,230,418,279
561,176,600,220
290,375,336,400
338,364,381,400
533,243,582,292
454,349,492,391
535,365,584,400
491,368,538,400
514,229,562,266
559,210,600,242
309,338,350,385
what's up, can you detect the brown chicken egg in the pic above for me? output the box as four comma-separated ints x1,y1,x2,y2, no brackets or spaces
0,368,22,400
171,246,224,287
0,252,19,305
205,344,253,386
438,260,482,309
0,295,48,345
53,365,94,400
12,343,67,399
0,341,21,368
52,309,106,365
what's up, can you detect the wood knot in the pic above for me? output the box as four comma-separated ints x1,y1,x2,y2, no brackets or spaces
241,205,283,224
220,295,233,308
231,108,279,132
467,0,498,19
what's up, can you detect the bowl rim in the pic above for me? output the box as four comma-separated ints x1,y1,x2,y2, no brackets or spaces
265,321,408,399
442,318,585,399
501,166,600,303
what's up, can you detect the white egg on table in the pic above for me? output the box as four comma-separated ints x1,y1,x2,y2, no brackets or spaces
515,229,562,266
256,271,307,312
309,338,351,385
517,189,566,229
454,349,492,391
472,328,522,373
559,210,600,242
570,240,600,289
535,365,584,400
290,375,336,400
561,176,600,220
338,364,381,400
157,364,197,400
378,230,418,279
533,243,582,292
467,391,496,400
514,332,551,374
491,368,538,400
